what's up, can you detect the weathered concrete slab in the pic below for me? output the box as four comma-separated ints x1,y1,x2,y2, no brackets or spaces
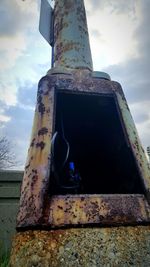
10,226,150,267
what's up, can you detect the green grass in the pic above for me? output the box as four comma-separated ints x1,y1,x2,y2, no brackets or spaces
0,253,10,267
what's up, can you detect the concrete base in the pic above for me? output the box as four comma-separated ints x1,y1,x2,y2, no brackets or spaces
10,226,150,267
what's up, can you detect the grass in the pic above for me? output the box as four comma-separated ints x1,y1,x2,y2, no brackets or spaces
0,253,10,267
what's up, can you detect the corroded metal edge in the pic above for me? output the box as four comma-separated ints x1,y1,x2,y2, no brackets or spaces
17,73,115,228
92,71,111,80
17,72,150,228
112,81,150,202
17,76,55,227
48,194,150,227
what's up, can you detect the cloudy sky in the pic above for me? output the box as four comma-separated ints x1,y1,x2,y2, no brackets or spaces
0,0,150,169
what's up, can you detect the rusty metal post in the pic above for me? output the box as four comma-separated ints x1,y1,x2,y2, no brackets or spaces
15,0,150,235
53,0,93,71
9,0,150,266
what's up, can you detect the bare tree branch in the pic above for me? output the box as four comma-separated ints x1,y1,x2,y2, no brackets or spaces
0,136,19,170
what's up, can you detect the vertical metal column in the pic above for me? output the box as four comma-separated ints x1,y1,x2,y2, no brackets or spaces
53,0,93,71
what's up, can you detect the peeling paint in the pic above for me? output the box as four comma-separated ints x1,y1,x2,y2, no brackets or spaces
17,77,55,227
112,81,150,202
11,0,150,264
53,0,93,71
48,194,150,227
36,141,46,150
16,0,150,233
38,127,49,136
16,71,150,228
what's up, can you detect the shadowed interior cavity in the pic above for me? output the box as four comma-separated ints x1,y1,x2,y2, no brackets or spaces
50,92,144,195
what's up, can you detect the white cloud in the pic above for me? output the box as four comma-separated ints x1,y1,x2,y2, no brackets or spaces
0,81,17,106
0,0,50,107
0,0,39,70
86,0,138,15
0,0,38,36
0,34,27,71
0,114,11,123
85,0,141,70
102,0,150,151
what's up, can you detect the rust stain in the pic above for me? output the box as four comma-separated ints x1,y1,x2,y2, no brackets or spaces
30,138,36,147
53,0,93,70
11,0,150,264
17,77,55,227
48,194,150,227
10,227,150,267
17,71,150,228
36,141,45,150
38,127,49,136
112,81,150,202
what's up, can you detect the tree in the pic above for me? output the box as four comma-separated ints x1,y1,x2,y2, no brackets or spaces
0,136,19,169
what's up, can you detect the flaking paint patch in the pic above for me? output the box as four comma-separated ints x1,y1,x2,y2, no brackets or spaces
48,194,150,227
112,81,150,198
17,71,150,228
54,0,93,70
17,77,55,227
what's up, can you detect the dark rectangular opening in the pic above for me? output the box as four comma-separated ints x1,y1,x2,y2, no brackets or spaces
50,91,144,195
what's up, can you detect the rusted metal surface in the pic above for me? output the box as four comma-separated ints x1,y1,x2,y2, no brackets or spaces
16,73,114,228
10,226,150,266
17,72,114,228
112,81,150,202
11,0,150,265
17,76,55,227
17,71,150,228
48,194,150,227
51,70,113,94
53,0,93,71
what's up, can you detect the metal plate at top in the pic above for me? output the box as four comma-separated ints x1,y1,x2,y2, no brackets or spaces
39,0,54,46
